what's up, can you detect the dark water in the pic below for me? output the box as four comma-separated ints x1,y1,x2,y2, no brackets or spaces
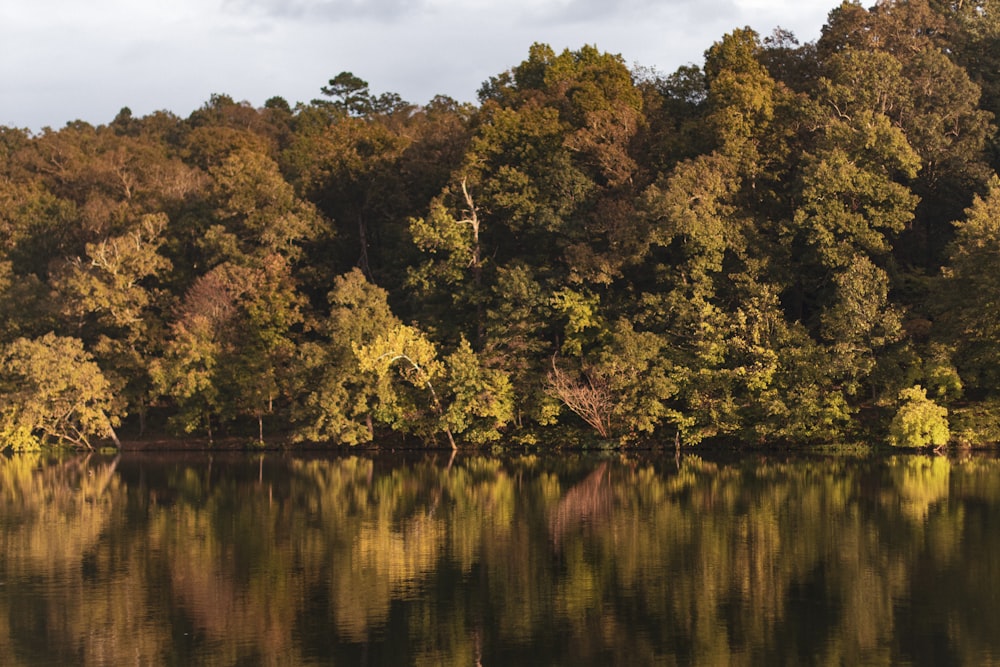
0,450,999,665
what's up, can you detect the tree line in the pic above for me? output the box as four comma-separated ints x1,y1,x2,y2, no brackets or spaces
2,0,1000,450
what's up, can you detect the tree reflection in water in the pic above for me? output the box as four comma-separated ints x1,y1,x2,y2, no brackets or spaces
0,451,998,665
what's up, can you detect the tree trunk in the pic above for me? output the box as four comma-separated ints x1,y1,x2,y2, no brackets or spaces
102,410,121,447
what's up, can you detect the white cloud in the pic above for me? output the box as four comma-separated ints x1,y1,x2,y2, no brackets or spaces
0,0,836,131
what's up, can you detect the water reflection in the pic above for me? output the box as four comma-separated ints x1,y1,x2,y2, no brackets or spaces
0,451,999,665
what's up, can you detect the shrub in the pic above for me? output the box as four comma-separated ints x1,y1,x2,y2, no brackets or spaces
887,385,949,448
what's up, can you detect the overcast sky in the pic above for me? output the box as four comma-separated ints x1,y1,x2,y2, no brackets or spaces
1,0,838,132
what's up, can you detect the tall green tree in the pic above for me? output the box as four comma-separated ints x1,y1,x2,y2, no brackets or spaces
315,71,411,117
292,268,402,445
206,147,323,265
818,0,994,269
354,322,455,447
283,109,411,287
937,175,1000,394
152,259,303,441
48,213,173,433
463,43,649,289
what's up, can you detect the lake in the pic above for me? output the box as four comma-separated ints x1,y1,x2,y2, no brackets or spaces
0,449,998,665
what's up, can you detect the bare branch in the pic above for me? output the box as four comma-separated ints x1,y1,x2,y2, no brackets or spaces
547,357,614,438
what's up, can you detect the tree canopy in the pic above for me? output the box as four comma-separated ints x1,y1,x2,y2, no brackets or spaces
2,0,1000,449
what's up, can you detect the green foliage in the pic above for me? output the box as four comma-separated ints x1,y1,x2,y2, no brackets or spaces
351,324,516,446
480,263,554,428
923,344,964,401
3,10,1000,449
317,71,410,117
149,271,227,437
443,339,514,443
354,322,458,445
0,333,119,449
48,212,173,424
949,399,1000,446
704,28,777,168
642,153,742,277
888,386,950,448
595,321,689,440
151,258,304,440
405,182,486,342
550,287,607,357
292,269,401,445
209,148,323,262
0,424,40,452
938,176,1000,393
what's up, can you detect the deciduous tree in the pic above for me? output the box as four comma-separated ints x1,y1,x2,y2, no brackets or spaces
0,333,120,449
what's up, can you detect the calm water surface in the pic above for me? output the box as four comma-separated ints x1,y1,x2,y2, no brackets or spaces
0,450,998,665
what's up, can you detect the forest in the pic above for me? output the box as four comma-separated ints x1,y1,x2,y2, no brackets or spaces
1,0,1000,450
